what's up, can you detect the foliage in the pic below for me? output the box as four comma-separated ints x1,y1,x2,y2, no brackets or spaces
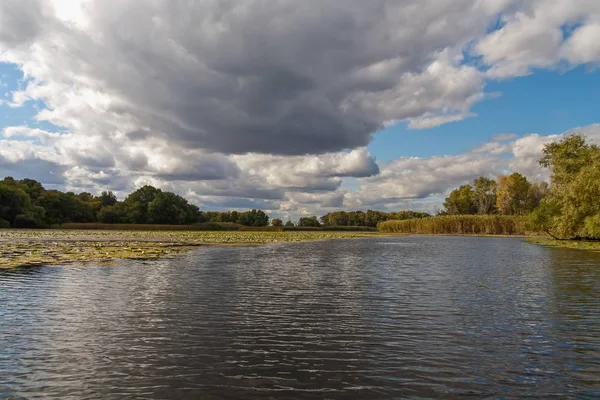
496,173,534,215
473,177,497,214
147,191,197,224
443,174,543,217
298,216,321,227
0,177,274,228
0,229,381,268
378,215,525,235
443,185,477,215
97,204,127,224
285,220,295,227
530,134,600,239
320,210,429,227
272,218,283,227
100,191,118,206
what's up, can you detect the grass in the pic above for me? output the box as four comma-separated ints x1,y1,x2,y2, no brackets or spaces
0,229,382,268
527,237,600,251
378,215,525,235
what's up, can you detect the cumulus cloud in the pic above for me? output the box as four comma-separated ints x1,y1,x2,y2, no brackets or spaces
475,0,600,77
2,1,600,217
0,0,515,157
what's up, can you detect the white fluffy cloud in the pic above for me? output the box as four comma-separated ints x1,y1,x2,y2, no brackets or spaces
1,1,600,218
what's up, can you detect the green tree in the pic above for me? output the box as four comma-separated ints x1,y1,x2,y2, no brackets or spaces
443,185,477,215
0,184,31,226
532,134,600,239
37,190,95,224
147,191,197,224
298,216,320,227
237,209,269,226
285,220,294,227
124,185,161,223
473,177,497,214
98,203,126,223
100,191,118,207
328,211,349,226
272,218,283,227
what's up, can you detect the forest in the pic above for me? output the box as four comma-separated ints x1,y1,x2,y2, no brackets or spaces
0,178,423,230
0,181,270,228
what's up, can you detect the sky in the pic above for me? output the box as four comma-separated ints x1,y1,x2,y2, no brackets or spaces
1,0,600,220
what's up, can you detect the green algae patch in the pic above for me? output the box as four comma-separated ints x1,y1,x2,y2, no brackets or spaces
0,229,381,268
527,237,600,252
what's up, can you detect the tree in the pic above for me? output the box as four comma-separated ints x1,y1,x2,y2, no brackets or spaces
100,191,118,207
496,173,532,215
147,191,197,224
272,218,283,227
298,216,320,227
37,190,95,224
285,220,295,227
393,210,431,220
443,185,476,215
473,177,497,214
98,203,126,224
328,211,349,226
124,185,161,223
531,134,600,239
237,209,269,226
0,184,31,226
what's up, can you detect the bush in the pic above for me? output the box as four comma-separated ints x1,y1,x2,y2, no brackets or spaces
0,218,10,228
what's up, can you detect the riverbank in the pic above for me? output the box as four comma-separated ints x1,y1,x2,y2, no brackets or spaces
0,229,382,268
527,237,600,252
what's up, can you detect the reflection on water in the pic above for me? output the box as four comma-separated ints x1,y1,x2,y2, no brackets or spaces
1,236,599,398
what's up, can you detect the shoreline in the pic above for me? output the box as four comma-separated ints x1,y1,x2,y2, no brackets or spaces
526,237,600,251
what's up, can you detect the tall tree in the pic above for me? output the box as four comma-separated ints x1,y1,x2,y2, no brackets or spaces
531,134,600,239
124,185,161,223
443,185,477,215
272,218,283,227
495,173,531,215
473,177,497,214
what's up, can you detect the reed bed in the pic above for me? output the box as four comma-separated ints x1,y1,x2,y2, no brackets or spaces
378,215,525,235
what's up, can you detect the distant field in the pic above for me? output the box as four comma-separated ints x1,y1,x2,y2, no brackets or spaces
0,229,382,268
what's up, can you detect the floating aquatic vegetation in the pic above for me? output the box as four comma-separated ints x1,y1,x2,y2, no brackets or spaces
0,229,382,268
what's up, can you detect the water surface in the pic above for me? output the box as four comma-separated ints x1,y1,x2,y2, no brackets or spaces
1,236,600,398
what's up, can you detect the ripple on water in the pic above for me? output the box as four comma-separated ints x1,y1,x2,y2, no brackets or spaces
1,236,600,399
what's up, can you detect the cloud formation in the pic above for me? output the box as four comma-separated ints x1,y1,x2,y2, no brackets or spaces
1,1,600,218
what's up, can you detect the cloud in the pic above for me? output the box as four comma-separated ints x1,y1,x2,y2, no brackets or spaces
0,0,514,157
2,1,600,218
475,1,600,78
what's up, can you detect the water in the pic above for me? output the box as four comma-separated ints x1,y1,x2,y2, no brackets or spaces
1,236,600,399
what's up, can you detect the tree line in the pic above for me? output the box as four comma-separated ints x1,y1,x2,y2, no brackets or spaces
387,134,600,240
442,174,548,216
283,210,430,228
0,181,271,228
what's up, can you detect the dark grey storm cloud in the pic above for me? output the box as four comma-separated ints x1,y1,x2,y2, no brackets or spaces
0,0,505,155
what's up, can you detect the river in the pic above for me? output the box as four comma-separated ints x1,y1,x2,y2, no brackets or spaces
1,236,599,398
